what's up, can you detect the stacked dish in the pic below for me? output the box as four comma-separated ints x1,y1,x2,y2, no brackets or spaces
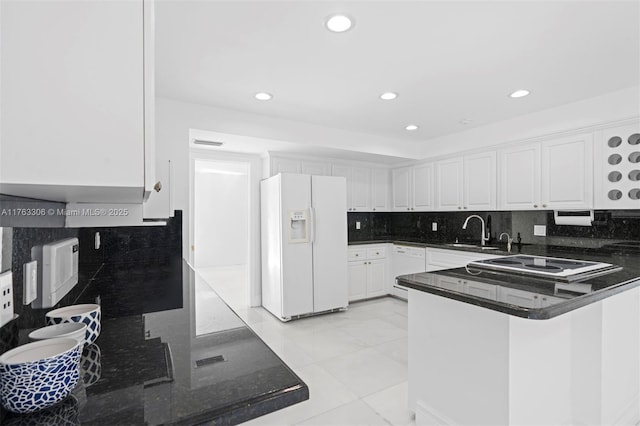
28,323,87,346
45,304,101,346
0,338,82,413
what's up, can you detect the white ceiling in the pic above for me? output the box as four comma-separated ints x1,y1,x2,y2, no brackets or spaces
156,1,640,144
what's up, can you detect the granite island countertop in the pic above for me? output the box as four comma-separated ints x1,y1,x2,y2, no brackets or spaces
395,245,640,319
0,260,308,425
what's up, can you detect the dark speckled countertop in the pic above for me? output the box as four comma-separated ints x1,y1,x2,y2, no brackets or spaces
1,261,308,425
358,240,640,319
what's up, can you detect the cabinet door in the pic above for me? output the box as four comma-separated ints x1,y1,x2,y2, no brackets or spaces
392,167,412,211
350,167,371,211
301,161,330,176
499,143,541,210
413,163,434,211
331,165,352,210
464,152,496,210
348,261,368,301
541,134,593,209
366,260,387,298
0,0,144,202
435,158,463,211
272,158,301,175
371,168,389,212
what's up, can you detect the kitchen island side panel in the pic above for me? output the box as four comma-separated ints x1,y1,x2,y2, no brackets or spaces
408,287,640,426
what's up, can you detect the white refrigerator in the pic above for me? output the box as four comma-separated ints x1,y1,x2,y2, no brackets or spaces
260,173,348,321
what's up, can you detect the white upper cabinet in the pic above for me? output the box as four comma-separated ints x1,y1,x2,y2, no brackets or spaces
392,163,434,211
435,158,464,210
464,151,497,211
499,143,542,210
0,0,155,203
434,153,495,211
270,157,301,175
301,161,331,176
350,167,371,210
371,168,390,211
413,163,435,210
541,134,593,209
499,134,593,210
392,167,412,211
332,165,371,211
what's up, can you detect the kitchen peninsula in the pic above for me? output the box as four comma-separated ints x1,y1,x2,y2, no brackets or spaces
398,252,640,426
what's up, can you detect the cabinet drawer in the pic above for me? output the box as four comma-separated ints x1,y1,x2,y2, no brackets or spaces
366,247,386,259
348,248,367,261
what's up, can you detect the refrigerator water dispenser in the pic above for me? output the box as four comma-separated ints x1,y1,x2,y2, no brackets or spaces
288,210,309,243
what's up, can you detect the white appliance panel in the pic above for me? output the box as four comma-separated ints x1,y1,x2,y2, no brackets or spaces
392,245,426,300
311,175,348,312
260,176,283,318
280,174,314,317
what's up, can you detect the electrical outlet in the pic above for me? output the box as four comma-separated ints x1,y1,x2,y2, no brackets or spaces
534,225,547,236
23,260,38,305
0,271,14,328
432,222,438,231
356,221,361,230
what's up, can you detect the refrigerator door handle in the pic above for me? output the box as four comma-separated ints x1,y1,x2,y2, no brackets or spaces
309,207,316,244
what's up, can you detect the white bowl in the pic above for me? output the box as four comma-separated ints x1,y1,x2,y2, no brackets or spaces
45,304,101,346
29,323,87,346
0,338,82,413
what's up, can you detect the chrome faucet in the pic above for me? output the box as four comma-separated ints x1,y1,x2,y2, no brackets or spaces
462,215,490,246
499,232,513,253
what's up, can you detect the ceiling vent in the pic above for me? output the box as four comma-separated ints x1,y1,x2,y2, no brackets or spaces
193,139,224,147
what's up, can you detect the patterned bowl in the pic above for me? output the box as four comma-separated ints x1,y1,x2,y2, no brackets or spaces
0,338,81,414
29,323,87,346
45,304,101,346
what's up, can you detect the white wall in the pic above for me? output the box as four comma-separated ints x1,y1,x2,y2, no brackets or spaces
418,86,640,158
156,96,420,258
194,163,248,268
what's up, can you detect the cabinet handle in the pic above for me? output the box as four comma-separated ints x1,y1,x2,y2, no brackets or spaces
407,208,410,211
458,206,462,210
153,181,162,192
376,252,379,255
355,254,359,257
534,295,539,299
542,204,547,208
463,206,467,209
533,204,538,208
373,208,376,211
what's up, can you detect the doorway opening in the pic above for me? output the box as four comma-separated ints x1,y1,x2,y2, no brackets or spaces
191,156,259,310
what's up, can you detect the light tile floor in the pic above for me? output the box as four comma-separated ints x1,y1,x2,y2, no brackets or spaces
196,266,415,426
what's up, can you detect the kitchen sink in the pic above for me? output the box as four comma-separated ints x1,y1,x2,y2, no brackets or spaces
445,243,500,250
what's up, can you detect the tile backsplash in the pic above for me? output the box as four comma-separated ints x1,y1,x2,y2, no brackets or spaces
0,210,182,334
348,210,640,246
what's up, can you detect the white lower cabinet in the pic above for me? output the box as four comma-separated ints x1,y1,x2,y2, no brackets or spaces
426,247,501,271
348,245,388,301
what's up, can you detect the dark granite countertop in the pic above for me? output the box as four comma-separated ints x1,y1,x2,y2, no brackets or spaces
1,260,308,425
396,247,640,320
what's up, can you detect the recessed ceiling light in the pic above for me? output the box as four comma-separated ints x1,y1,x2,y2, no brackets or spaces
325,14,354,33
509,89,530,98
405,124,419,131
380,92,398,101
255,92,273,101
